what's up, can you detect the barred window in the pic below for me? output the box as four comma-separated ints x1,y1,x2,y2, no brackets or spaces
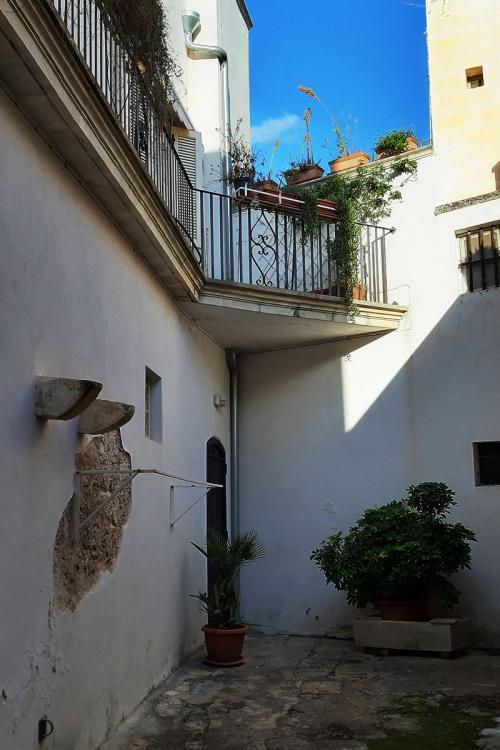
458,223,500,292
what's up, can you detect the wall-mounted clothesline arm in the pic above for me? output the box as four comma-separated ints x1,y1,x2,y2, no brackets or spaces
71,468,222,543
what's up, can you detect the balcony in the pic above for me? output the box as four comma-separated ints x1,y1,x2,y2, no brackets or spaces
0,0,407,352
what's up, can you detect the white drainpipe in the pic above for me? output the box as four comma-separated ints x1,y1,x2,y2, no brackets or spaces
182,10,231,191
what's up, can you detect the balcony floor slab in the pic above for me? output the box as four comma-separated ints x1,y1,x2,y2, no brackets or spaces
182,281,407,353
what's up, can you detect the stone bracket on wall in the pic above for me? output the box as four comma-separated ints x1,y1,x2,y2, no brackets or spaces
70,468,222,543
77,400,135,434
35,377,103,420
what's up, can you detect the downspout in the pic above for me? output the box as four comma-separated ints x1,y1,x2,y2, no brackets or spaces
182,10,231,189
226,350,239,540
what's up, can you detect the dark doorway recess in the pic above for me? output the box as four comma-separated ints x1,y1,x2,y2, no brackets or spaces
206,438,228,598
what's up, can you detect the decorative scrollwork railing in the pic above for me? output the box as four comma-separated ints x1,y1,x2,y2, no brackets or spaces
196,188,391,303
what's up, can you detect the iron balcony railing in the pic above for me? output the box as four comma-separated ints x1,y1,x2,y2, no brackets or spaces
196,188,392,304
50,0,199,258
49,0,391,305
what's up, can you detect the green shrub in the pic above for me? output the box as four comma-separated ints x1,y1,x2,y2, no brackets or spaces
375,129,416,156
311,483,475,609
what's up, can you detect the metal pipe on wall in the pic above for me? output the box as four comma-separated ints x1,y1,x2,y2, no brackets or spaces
182,10,231,189
226,349,239,540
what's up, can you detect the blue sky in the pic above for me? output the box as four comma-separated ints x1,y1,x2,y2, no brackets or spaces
246,0,429,176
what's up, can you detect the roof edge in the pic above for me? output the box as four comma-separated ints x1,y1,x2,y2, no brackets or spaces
236,0,253,29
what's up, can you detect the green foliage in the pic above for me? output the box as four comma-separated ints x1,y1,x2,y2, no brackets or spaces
191,530,265,628
283,159,320,177
310,483,476,609
285,157,416,310
375,128,416,157
102,0,180,117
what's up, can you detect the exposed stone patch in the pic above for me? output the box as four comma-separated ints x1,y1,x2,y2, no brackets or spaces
53,431,132,612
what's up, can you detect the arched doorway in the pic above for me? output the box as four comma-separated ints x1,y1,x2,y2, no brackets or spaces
206,438,228,597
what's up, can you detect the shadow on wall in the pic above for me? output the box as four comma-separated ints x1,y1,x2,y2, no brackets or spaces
238,289,500,645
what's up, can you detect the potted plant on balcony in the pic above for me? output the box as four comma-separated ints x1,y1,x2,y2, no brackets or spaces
311,483,475,622
375,129,419,160
191,529,265,666
284,108,324,186
217,118,260,191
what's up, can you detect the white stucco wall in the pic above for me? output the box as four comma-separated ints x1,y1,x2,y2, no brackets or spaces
238,153,500,645
0,88,230,750
166,0,251,190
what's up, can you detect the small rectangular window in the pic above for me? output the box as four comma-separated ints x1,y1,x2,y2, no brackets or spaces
466,66,484,89
473,442,500,486
145,367,162,442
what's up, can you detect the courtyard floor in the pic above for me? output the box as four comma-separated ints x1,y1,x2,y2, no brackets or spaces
100,633,500,749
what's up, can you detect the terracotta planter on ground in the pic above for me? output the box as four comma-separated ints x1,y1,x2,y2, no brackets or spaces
202,624,249,667
374,599,429,622
329,152,370,174
285,164,324,186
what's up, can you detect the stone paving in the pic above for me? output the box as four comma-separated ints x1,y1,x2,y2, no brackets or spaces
100,633,500,749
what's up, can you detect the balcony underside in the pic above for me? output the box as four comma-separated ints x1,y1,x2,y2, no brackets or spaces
181,282,407,353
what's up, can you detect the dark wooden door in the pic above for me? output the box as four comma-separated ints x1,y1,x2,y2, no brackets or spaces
206,438,227,598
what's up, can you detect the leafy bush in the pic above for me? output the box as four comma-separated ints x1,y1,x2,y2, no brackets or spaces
375,129,416,157
191,530,265,628
311,483,475,609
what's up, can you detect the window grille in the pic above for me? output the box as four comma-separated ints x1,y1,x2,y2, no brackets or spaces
457,223,500,292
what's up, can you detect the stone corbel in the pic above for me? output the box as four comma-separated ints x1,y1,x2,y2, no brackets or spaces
77,400,135,435
35,377,102,420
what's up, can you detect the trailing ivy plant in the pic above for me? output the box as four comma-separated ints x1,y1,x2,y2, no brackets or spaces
284,156,417,311
102,0,181,119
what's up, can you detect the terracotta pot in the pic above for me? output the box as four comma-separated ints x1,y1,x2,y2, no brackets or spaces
316,198,338,220
329,152,370,174
316,282,366,299
255,179,280,192
374,599,429,622
376,137,420,161
405,135,419,151
202,624,249,667
285,164,324,186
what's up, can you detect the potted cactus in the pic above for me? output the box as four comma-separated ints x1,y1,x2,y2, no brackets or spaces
191,530,265,666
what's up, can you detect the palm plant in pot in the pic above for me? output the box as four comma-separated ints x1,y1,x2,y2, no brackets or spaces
311,483,475,621
191,529,265,666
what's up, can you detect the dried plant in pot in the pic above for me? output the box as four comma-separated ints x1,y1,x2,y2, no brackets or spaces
311,483,476,622
191,530,265,666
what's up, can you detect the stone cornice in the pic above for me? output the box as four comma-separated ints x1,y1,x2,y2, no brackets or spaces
0,0,205,301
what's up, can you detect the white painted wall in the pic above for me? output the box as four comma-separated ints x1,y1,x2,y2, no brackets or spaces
238,0,500,646
238,147,500,645
166,0,251,190
0,88,230,750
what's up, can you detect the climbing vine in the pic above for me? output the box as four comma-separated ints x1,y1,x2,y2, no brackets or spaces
285,157,417,310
